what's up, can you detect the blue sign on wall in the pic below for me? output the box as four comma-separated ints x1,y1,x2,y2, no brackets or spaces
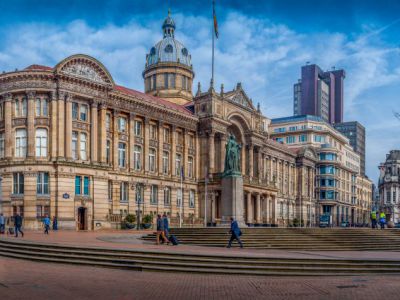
62,193,70,199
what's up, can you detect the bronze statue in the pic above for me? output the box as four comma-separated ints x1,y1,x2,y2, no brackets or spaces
224,134,242,176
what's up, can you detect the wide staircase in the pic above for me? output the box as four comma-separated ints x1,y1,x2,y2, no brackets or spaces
1,237,400,276
142,228,400,251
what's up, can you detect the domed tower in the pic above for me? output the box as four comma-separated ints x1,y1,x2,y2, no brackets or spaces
143,11,194,105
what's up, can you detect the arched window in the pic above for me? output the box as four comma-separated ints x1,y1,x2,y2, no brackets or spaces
15,129,27,158
35,128,48,157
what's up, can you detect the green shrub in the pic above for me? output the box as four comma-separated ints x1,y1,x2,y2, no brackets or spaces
124,214,136,224
142,214,153,224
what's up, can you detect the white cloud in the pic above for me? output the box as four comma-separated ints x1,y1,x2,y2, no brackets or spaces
0,12,399,183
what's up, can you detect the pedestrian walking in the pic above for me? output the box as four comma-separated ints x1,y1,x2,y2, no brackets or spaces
43,214,50,235
14,213,24,238
0,213,5,234
371,211,377,229
379,212,386,230
162,213,169,239
52,216,58,231
227,217,243,248
156,214,169,245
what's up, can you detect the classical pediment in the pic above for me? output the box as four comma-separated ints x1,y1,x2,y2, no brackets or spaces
224,86,255,110
55,54,114,86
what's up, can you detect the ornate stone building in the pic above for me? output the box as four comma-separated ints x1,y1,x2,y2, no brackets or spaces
379,150,400,223
0,13,318,230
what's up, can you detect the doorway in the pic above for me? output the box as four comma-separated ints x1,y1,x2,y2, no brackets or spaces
78,207,87,230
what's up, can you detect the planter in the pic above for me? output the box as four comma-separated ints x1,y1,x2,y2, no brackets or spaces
141,223,152,229
125,223,136,229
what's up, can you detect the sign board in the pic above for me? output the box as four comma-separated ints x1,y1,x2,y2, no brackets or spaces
319,214,330,227
62,193,70,199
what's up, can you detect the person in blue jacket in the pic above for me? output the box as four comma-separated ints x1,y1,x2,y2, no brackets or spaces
43,214,50,235
227,217,243,248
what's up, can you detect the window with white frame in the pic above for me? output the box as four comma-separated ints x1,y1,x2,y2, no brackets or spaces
80,104,88,121
175,153,182,176
35,128,47,157
108,180,112,202
21,98,27,116
163,127,170,143
134,120,142,136
0,132,4,158
80,132,87,160
35,98,48,117
15,128,27,158
164,187,171,206
105,113,111,131
72,102,79,120
150,185,158,204
35,98,41,116
189,190,195,208
162,151,169,174
43,99,48,116
118,117,126,132
188,156,193,178
149,148,156,172
15,99,20,117
75,176,90,196
13,172,24,194
188,134,194,148
134,145,142,170
106,140,111,164
118,142,126,168
72,131,78,160
120,182,128,202
37,172,49,195
150,124,157,140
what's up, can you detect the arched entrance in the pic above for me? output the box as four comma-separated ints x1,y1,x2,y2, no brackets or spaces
77,207,87,230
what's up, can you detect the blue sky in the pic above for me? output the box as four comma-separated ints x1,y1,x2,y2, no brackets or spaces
0,0,399,183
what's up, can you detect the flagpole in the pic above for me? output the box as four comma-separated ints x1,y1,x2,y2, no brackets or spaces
211,0,215,88
204,166,208,227
180,166,183,228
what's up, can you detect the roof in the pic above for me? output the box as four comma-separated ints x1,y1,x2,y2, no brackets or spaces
114,85,193,116
19,63,194,117
271,114,326,124
24,64,53,71
387,150,400,161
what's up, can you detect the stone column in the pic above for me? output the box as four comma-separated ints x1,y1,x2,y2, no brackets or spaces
246,192,252,223
3,93,12,159
256,193,261,223
26,91,35,158
241,146,246,176
220,134,226,173
90,100,98,163
248,144,254,178
23,172,39,229
113,110,119,170
50,92,58,160
183,129,188,178
272,195,278,224
170,125,176,177
208,131,215,174
98,103,107,164
157,121,164,175
57,92,65,158
143,117,150,173
64,94,72,160
211,192,216,222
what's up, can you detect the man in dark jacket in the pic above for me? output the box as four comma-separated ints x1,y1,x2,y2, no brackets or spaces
227,217,243,248
14,213,24,238
156,214,169,245
162,213,169,239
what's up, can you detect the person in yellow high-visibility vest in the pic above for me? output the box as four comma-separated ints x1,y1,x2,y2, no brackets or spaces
370,211,377,229
379,212,386,230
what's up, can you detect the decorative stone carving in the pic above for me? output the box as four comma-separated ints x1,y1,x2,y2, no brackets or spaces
176,145,183,153
149,139,158,148
72,121,90,131
135,136,143,145
62,63,106,84
34,118,50,126
163,143,171,151
26,90,36,99
12,118,27,127
119,133,128,141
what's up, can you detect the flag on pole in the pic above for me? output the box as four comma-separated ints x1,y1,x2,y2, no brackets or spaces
213,0,219,38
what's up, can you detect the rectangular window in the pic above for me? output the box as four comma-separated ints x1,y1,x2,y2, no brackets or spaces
15,129,27,158
43,99,48,116
164,73,169,88
15,99,20,117
150,124,157,140
75,176,90,196
177,189,182,207
163,151,169,174
0,132,4,158
83,176,90,196
35,98,41,116
118,142,126,168
163,127,170,143
21,98,27,117
80,104,88,121
118,117,126,132
299,134,308,142
286,136,295,144
106,113,111,131
150,185,158,204
134,145,142,170
188,135,194,148
164,187,170,206
189,190,195,208
120,182,128,202
72,131,78,160
35,128,47,157
36,205,43,218
152,74,156,90
175,153,182,176
80,132,87,160
106,140,111,164
149,148,156,172
75,176,81,195
13,172,24,194
72,102,79,120
108,180,113,202
188,157,193,178
134,121,142,136
37,172,49,195
177,131,183,145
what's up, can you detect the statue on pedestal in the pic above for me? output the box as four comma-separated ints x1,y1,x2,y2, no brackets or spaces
223,134,242,177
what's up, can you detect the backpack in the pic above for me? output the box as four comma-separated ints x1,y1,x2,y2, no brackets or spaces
169,235,179,246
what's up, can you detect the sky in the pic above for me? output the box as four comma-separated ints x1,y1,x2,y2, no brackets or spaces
0,0,399,183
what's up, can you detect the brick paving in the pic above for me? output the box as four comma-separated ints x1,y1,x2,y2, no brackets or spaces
1,256,400,300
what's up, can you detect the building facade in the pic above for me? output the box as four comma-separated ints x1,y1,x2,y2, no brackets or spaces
293,64,345,124
379,150,400,223
0,13,355,230
333,121,366,176
270,115,372,226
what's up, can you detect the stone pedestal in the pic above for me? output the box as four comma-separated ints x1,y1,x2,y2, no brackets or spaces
220,176,245,227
